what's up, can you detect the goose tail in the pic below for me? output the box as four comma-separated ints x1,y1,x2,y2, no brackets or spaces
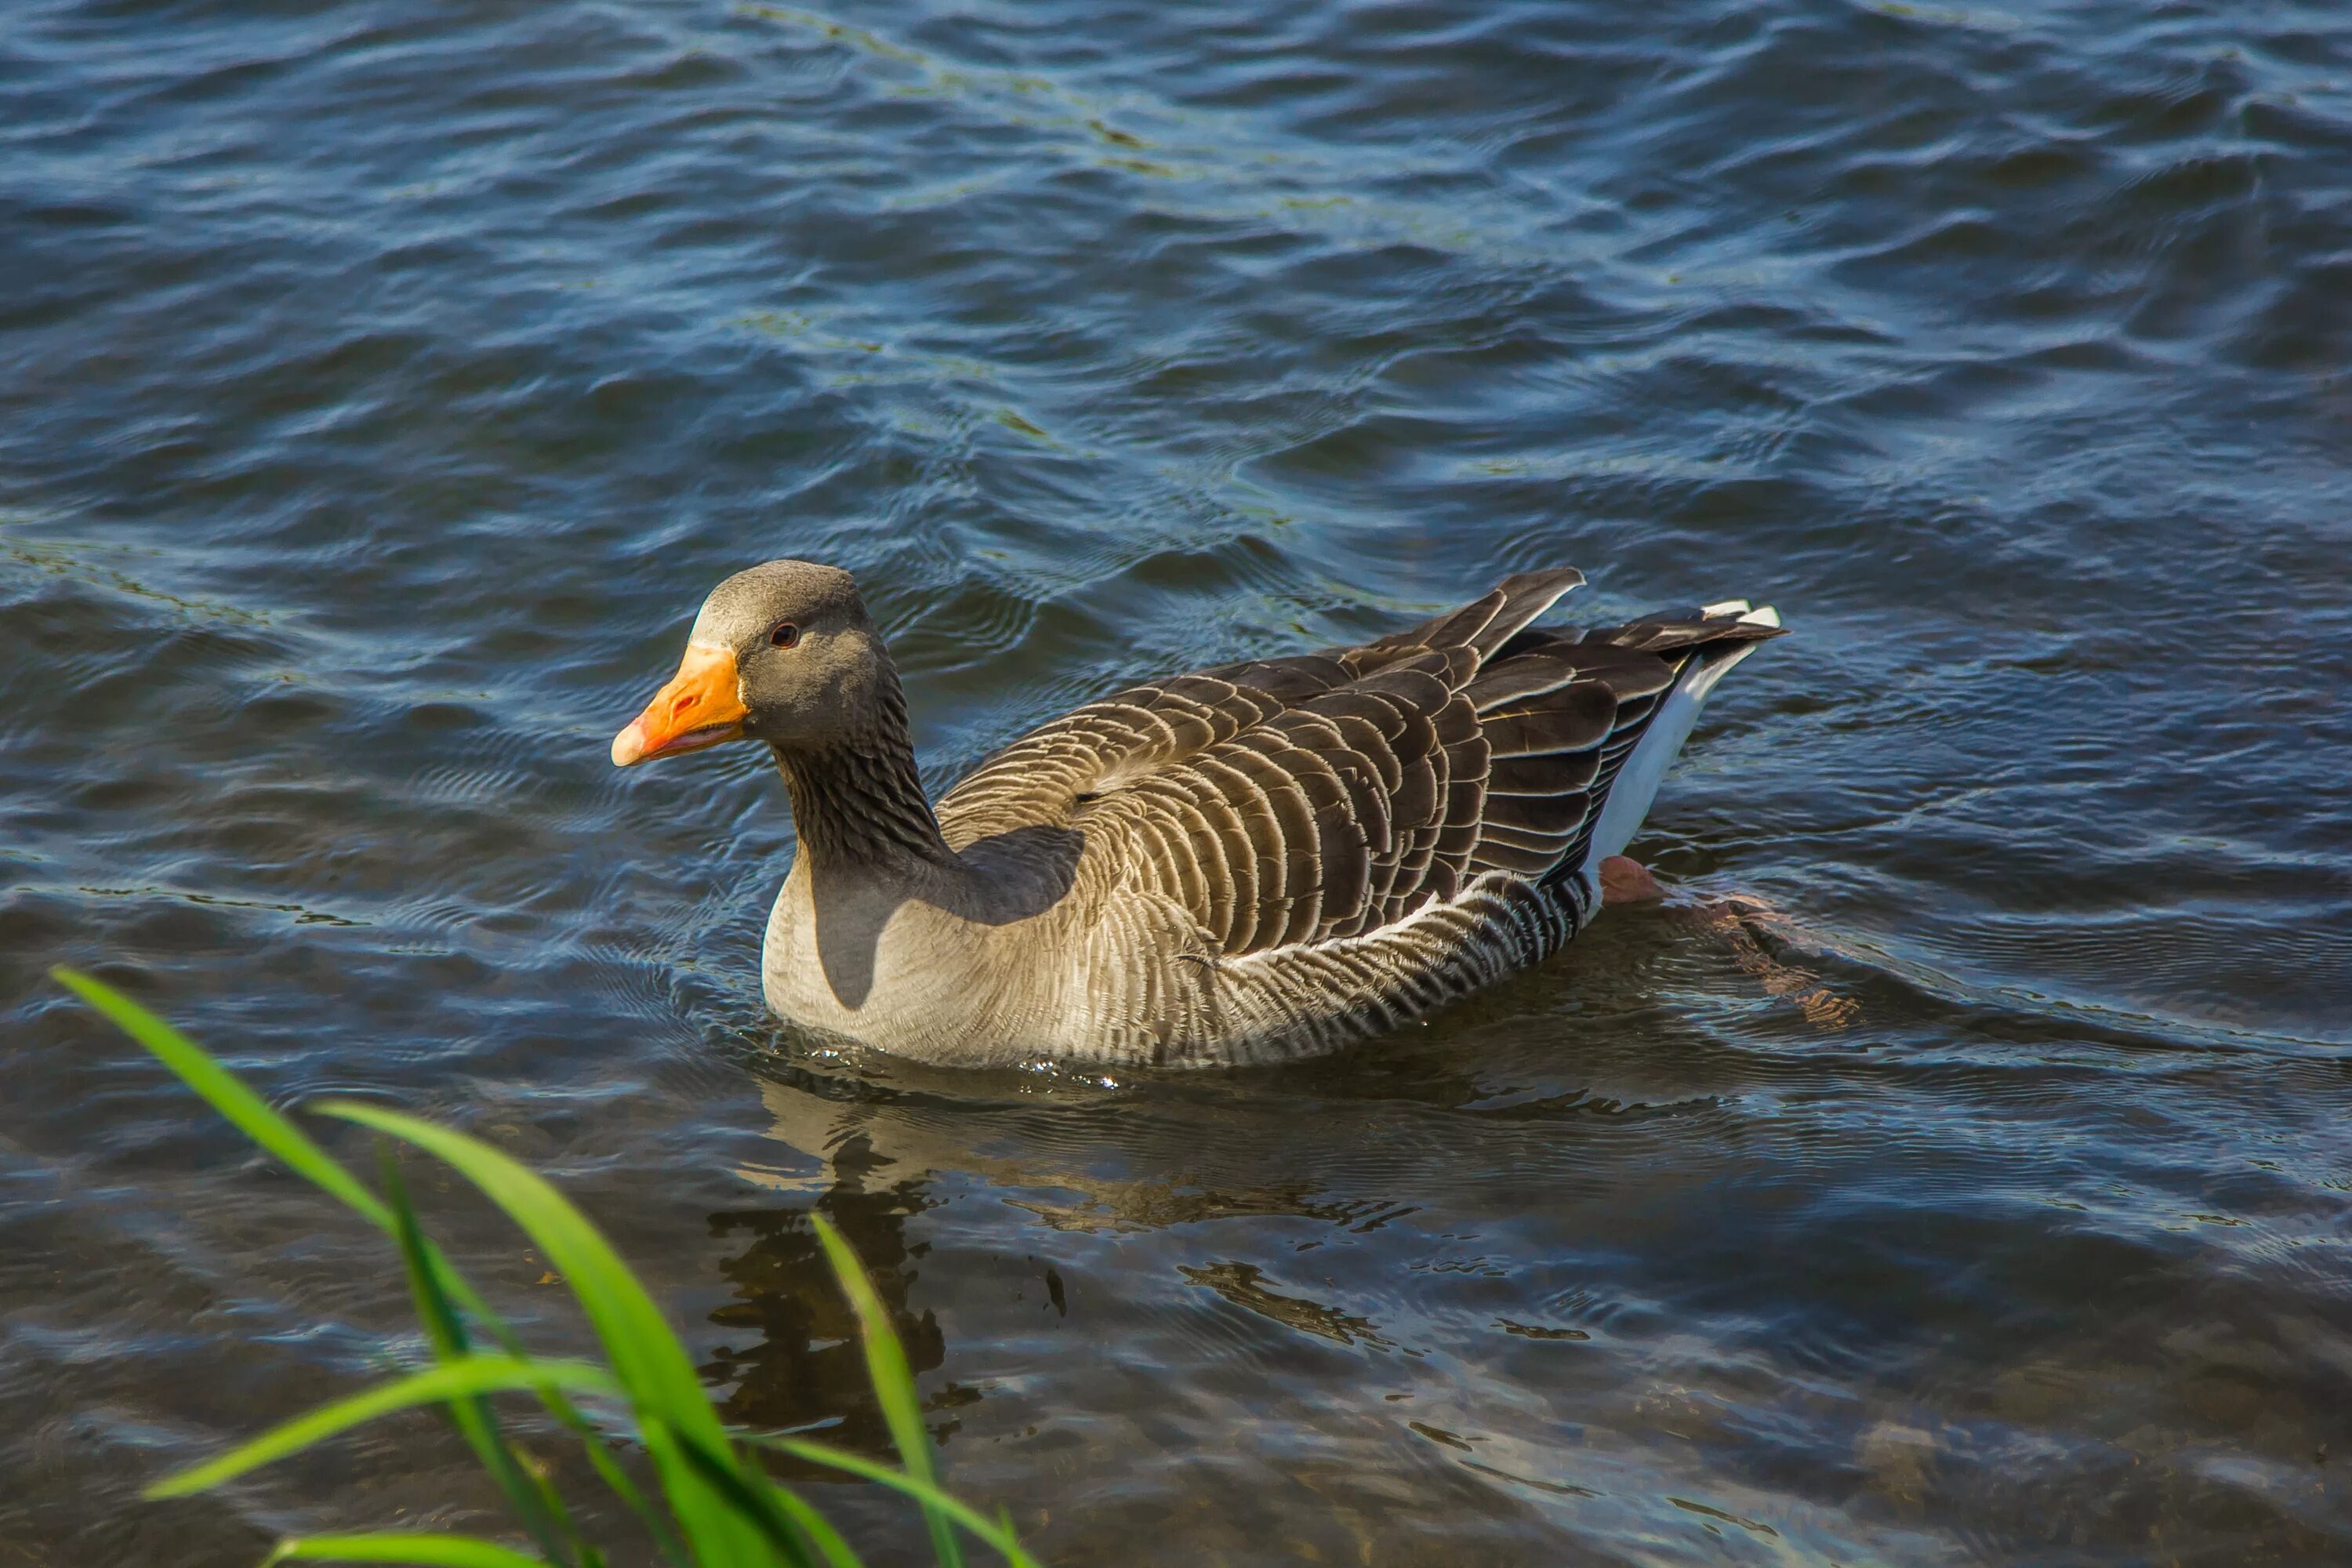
1576,600,1782,887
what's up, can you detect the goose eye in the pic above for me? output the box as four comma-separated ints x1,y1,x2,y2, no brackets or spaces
769,622,800,649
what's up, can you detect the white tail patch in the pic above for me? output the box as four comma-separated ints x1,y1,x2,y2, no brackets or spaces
1579,606,1779,891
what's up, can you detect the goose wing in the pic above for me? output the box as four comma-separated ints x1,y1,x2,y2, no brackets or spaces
938,570,1780,957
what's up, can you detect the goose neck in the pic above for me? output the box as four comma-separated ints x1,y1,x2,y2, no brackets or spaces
772,726,953,880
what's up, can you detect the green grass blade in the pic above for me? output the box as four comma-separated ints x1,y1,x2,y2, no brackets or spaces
384,1149,471,1359
51,967,388,1225
660,1420,829,1568
315,1102,767,1568
564,1417,691,1568
809,1217,963,1568
383,1151,581,1568
756,1439,1040,1568
263,1534,552,1566
148,1356,622,1500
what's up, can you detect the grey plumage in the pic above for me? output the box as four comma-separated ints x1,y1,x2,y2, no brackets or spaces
613,562,1782,1068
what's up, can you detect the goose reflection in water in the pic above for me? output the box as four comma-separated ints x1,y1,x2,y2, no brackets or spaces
702,1133,960,1463
711,1059,1445,1423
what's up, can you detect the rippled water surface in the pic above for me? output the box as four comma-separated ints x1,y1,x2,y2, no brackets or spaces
5,0,2351,1561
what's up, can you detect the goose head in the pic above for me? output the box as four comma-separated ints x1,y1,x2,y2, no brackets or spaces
610,560,894,767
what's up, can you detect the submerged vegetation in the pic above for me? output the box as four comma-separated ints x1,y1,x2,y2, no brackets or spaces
53,967,1038,1568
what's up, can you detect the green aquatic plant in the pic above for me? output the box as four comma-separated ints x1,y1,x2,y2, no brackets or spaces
52,966,1037,1568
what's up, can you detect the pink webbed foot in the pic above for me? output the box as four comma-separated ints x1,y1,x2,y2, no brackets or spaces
1599,854,1666,906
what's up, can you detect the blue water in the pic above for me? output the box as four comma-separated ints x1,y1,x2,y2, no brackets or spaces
4,0,2349,1561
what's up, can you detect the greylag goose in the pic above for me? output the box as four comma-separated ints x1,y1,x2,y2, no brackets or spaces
612,562,1781,1068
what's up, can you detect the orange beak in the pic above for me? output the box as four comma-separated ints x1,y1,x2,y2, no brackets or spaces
611,643,750,767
